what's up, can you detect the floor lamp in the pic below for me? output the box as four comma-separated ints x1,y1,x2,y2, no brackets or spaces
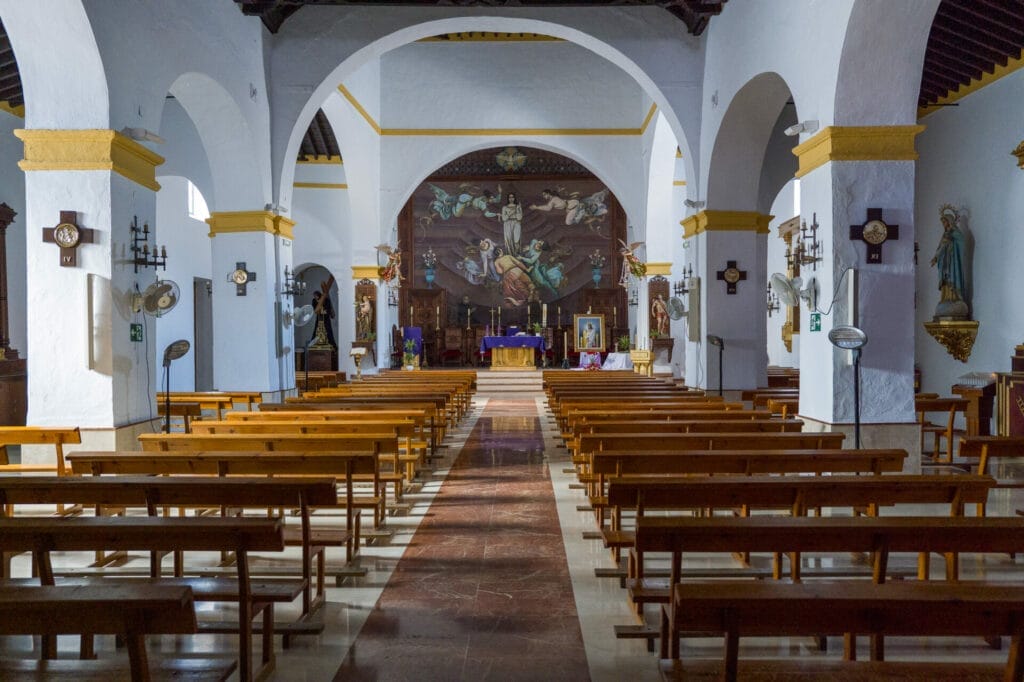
162,339,190,434
828,325,868,449
706,334,724,396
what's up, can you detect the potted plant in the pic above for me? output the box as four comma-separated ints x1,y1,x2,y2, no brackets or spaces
530,322,543,336
403,338,418,370
616,335,631,352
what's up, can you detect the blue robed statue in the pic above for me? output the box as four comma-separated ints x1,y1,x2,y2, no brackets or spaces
931,204,969,320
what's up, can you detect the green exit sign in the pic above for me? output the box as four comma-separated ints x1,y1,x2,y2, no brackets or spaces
130,323,143,342
809,313,821,332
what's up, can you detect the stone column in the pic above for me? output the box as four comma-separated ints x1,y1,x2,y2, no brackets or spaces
791,125,923,466
681,210,771,392
15,129,164,448
206,211,295,396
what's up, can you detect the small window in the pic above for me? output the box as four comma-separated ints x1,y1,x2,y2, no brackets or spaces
187,180,210,221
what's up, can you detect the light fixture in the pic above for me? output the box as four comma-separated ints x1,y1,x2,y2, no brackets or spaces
785,212,822,271
120,127,165,144
683,199,705,210
161,339,190,434
264,202,288,214
627,286,639,308
130,215,167,273
766,284,780,317
783,120,819,137
706,334,724,396
673,265,694,296
828,325,868,449
281,266,307,297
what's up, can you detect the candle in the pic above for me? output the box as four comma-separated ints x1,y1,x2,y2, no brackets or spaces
563,330,568,356
614,307,617,326
557,306,561,327
498,307,501,330
409,306,414,324
542,303,547,327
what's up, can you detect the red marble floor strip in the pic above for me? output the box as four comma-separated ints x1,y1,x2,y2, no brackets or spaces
334,398,590,681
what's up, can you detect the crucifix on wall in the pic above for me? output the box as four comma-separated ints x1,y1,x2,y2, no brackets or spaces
716,260,747,294
227,262,257,296
850,208,899,264
42,211,95,268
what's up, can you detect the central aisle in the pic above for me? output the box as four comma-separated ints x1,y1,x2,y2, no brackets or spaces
334,397,590,681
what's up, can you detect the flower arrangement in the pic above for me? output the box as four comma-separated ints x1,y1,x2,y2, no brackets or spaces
616,335,631,351
421,247,438,269
588,249,606,268
403,338,418,368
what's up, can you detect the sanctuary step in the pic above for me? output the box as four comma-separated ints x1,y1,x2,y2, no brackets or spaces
475,370,544,395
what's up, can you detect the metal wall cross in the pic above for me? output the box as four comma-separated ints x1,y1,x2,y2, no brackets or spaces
229,261,257,296
716,260,747,294
850,208,899,264
42,211,95,268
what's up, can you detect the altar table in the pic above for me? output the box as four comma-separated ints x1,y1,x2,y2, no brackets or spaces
481,336,546,369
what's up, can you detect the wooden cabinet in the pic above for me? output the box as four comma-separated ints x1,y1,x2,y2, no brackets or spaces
0,358,26,426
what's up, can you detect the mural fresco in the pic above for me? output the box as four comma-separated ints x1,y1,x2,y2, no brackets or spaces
403,174,623,326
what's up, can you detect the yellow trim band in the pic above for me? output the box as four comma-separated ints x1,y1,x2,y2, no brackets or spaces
919,50,1024,120
293,182,348,190
0,101,25,119
792,125,925,179
339,83,655,137
673,180,687,186
298,154,342,164
352,265,379,280
681,210,773,240
646,262,672,276
14,129,165,191
206,211,295,240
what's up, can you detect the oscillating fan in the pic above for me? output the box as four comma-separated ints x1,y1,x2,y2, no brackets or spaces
283,304,315,328
138,279,181,317
667,296,687,320
769,273,818,311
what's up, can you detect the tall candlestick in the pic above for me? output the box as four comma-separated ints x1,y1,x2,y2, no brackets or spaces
435,305,440,330
409,306,414,326
490,307,495,331
614,307,617,327
527,304,531,328
542,303,547,327
498,306,501,331
563,330,568,358
558,306,561,327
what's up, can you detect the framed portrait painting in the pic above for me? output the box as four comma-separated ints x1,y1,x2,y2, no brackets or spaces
574,314,605,352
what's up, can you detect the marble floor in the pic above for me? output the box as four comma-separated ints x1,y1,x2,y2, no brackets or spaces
4,392,1024,680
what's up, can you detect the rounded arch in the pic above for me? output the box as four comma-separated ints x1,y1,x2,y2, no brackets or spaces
167,72,268,212
276,15,698,213
0,1,109,128
706,72,794,212
834,0,939,125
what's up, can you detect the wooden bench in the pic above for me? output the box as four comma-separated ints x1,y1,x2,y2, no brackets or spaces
660,581,1024,681
0,584,236,682
956,436,1024,515
916,397,970,462
156,394,236,420
226,408,435,454
766,397,799,418
156,401,203,432
0,515,289,682
0,425,82,476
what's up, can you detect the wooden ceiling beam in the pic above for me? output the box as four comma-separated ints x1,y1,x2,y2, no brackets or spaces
309,113,329,157
925,46,984,82
964,0,1024,27
935,11,1023,55
939,3,1024,43
921,64,964,94
932,24,1009,66
928,32,1002,74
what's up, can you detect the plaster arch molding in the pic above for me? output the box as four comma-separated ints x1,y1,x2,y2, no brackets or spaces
0,0,109,128
706,72,793,213
277,14,698,212
382,138,640,240
167,72,268,212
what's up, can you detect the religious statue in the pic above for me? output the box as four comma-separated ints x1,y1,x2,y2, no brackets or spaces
376,243,404,288
310,290,337,348
930,204,969,320
356,294,374,340
618,239,647,286
651,293,669,337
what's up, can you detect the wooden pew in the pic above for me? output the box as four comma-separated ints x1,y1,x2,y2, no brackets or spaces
156,394,236,420
0,426,82,475
272,396,452,439
156,401,203,432
0,584,237,682
138,432,402,508
661,581,1024,681
766,397,799,419
957,436,1024,515
252,404,443,452
0,515,288,682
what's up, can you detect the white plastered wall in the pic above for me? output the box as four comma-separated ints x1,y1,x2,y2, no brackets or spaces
915,67,1024,396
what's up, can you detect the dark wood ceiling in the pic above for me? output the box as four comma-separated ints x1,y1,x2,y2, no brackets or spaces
299,108,340,160
919,0,1024,109
0,19,24,110
235,1,726,35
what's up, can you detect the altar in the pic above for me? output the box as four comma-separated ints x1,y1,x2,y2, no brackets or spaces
481,336,545,370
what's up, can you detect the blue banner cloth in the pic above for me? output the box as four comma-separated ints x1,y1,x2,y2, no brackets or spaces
403,327,423,357
480,335,546,353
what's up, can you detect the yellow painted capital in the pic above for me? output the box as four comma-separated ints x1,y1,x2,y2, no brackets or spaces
792,125,926,178
352,265,379,280
206,211,295,240
0,101,25,118
14,129,164,191
646,262,672,276
681,210,773,240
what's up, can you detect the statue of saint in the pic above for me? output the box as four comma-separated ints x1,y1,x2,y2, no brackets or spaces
930,205,969,320
356,295,374,340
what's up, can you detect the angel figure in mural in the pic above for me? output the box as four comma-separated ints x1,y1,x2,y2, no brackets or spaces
427,183,502,221
498,192,523,256
518,238,566,296
930,204,969,319
618,240,647,286
478,238,501,282
529,187,609,229
376,243,404,288
455,253,486,285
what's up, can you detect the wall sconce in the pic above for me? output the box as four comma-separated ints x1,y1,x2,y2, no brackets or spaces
683,199,705,210
785,212,822,271
387,288,398,307
281,266,307,297
784,120,819,137
130,216,167,273
767,283,780,317
673,265,694,296
627,286,639,308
